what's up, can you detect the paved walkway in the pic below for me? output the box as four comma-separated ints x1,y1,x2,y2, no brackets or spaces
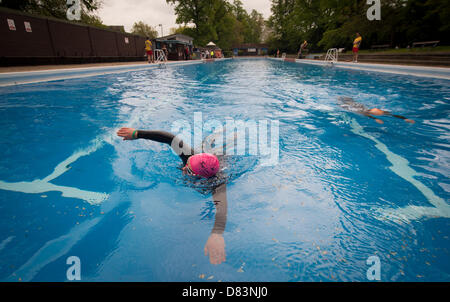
0,61,171,73
0,59,212,86
271,57,450,80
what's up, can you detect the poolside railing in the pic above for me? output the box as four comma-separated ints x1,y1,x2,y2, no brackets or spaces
325,48,338,63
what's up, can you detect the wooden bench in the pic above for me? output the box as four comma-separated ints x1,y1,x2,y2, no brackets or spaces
371,44,391,50
412,40,440,48
305,54,321,59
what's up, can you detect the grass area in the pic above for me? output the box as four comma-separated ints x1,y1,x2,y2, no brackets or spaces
303,46,450,57
357,46,450,54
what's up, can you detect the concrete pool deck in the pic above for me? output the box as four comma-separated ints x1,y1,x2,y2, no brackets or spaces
0,61,154,73
270,57,450,80
0,59,222,87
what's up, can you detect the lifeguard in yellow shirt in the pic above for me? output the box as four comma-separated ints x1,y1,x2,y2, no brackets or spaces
145,37,154,63
352,33,362,63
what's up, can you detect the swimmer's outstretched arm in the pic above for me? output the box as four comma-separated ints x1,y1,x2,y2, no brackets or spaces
362,112,384,124
384,112,415,124
116,127,195,164
212,183,227,235
204,183,227,265
367,109,415,124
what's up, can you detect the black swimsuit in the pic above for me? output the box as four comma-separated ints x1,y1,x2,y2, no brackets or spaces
135,130,227,234
136,130,195,165
135,130,228,189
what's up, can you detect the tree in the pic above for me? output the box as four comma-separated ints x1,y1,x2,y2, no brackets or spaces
167,0,266,48
170,25,190,35
213,0,241,49
230,1,248,44
247,9,265,43
267,0,450,53
166,0,218,45
131,21,158,38
0,0,32,11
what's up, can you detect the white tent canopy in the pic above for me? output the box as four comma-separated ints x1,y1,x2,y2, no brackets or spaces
206,41,216,46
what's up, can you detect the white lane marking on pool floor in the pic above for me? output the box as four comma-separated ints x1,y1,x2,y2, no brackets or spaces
0,236,15,253
0,134,114,205
5,217,101,281
2,96,164,280
0,97,150,205
346,114,450,222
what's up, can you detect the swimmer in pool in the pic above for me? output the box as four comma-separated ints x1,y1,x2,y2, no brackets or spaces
338,96,415,124
116,127,227,265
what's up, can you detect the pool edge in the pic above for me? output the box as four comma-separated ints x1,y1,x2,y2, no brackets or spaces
269,57,450,80
0,59,231,87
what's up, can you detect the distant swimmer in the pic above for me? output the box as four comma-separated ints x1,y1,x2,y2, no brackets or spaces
117,127,227,265
338,96,415,124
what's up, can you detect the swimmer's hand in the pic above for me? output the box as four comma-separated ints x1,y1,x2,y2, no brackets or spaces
204,233,226,265
405,119,415,124
116,127,137,140
375,118,384,124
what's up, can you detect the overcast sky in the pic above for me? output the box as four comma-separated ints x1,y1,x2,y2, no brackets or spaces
98,0,272,36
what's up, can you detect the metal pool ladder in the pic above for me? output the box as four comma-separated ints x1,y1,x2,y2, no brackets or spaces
154,49,167,65
325,48,338,64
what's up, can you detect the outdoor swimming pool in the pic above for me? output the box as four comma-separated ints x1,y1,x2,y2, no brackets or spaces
0,58,449,281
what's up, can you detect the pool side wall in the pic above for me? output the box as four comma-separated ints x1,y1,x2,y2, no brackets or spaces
269,57,450,80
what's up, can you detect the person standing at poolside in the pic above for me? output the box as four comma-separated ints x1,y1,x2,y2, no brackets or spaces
276,49,280,58
116,127,228,265
184,46,190,60
352,33,362,63
145,37,154,63
338,96,415,124
162,44,168,62
297,40,308,59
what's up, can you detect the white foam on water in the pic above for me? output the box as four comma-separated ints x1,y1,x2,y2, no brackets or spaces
345,114,450,222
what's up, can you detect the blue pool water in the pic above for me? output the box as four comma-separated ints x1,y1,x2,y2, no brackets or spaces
0,59,449,281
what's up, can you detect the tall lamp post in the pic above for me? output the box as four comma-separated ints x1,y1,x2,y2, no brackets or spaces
158,24,163,38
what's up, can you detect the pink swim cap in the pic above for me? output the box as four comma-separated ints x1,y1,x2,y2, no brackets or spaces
188,153,220,178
